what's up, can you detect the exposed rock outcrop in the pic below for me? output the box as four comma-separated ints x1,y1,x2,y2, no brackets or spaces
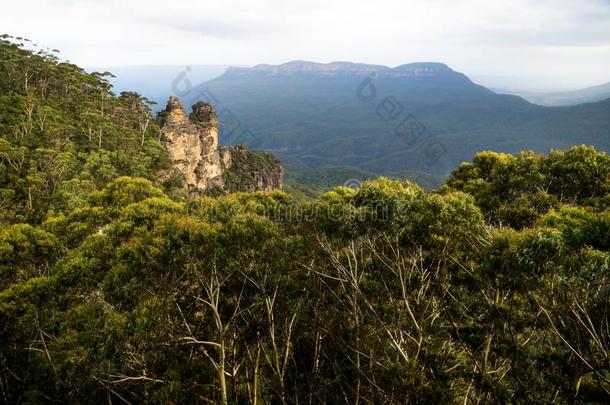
158,97,283,194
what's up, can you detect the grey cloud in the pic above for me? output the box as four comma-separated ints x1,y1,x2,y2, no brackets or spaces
136,11,296,40
473,25,610,47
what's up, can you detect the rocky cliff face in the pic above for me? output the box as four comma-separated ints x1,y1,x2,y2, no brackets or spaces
158,97,283,193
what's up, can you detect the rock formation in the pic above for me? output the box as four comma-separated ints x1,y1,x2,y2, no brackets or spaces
158,97,283,193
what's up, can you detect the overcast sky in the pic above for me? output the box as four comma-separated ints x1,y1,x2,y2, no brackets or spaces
4,0,610,91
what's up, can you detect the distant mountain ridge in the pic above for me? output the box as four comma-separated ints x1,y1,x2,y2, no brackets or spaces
506,81,610,106
224,61,460,79
181,60,610,189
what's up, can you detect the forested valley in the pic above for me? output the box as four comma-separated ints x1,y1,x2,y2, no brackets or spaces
2,35,610,404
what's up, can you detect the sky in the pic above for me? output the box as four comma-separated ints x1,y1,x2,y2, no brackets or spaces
3,0,610,91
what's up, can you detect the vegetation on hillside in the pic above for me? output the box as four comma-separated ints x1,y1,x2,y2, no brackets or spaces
445,145,610,228
3,154,610,403
221,146,282,193
0,34,179,226
2,36,610,403
189,60,610,186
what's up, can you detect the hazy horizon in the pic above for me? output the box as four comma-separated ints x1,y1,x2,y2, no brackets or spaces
4,0,610,93
88,60,608,95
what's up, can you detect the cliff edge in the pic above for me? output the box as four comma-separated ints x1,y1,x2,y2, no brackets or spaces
158,97,283,193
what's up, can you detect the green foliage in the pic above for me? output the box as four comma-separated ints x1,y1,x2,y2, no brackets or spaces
0,35,178,225
0,224,60,289
88,176,166,210
445,145,610,228
221,146,282,193
2,157,610,403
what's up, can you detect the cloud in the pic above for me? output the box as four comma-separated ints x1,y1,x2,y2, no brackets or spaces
466,0,610,47
136,14,294,40
1,0,609,90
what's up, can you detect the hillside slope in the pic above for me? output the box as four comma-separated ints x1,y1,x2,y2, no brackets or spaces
0,36,284,226
509,81,610,106
185,61,610,187
0,35,177,224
